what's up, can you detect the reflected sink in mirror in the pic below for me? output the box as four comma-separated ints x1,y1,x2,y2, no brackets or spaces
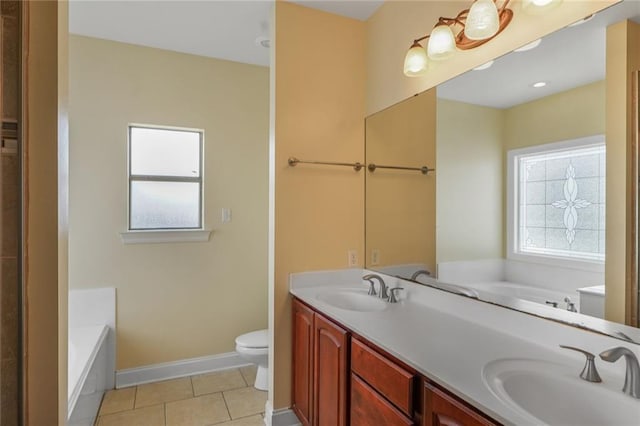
316,289,387,312
483,358,640,426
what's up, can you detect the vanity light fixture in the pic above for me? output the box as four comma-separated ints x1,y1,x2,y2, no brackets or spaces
403,41,430,76
404,0,563,77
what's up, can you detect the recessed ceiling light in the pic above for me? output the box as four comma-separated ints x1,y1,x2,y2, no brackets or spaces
532,81,547,88
255,36,270,48
514,39,542,52
568,14,595,27
473,60,494,71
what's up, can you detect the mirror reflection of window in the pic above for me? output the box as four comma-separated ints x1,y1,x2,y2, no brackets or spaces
509,137,606,267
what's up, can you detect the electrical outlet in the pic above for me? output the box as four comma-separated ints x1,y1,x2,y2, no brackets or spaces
371,249,380,266
348,250,358,267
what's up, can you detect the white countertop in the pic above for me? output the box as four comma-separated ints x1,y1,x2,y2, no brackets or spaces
289,269,640,426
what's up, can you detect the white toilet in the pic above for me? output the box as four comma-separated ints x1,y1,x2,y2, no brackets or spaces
235,329,268,391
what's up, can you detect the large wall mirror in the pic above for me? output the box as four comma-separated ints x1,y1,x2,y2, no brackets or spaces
365,0,640,343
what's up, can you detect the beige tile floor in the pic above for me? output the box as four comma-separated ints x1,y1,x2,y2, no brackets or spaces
96,366,266,426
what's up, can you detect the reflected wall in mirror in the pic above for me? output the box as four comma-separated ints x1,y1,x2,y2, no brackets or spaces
365,0,640,342
365,92,436,278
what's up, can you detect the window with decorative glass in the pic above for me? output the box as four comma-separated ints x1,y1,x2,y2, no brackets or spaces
128,125,203,230
507,136,605,268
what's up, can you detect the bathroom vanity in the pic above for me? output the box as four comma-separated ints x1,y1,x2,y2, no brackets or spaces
290,270,640,426
293,297,496,426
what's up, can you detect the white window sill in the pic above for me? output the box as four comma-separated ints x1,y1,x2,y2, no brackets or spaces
120,229,212,244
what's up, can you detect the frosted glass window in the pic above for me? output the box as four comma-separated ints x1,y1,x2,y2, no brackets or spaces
130,182,200,229
130,127,200,177
129,125,203,230
515,143,605,262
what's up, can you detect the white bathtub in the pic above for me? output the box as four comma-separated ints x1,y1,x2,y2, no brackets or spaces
68,325,109,426
463,281,578,311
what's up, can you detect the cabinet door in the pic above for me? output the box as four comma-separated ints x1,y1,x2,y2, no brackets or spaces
351,374,414,426
292,299,315,426
424,383,498,426
314,313,349,426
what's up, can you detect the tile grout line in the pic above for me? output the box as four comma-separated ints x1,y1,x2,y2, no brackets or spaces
164,402,168,426
133,384,138,410
221,389,233,421
239,367,249,387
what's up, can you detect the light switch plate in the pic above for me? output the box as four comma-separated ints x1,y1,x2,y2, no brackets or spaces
222,208,232,223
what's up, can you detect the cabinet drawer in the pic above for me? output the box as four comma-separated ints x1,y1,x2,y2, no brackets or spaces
424,382,499,426
351,338,414,416
351,374,414,426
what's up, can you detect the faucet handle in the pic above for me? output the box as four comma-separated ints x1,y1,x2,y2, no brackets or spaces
366,280,377,296
388,288,404,303
559,345,602,383
564,297,577,312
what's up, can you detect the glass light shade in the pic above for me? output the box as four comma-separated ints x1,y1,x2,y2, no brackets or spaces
403,42,428,77
427,24,456,61
465,0,500,40
522,0,563,14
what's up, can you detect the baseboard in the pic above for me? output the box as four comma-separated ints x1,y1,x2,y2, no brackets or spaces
264,401,302,426
115,351,251,388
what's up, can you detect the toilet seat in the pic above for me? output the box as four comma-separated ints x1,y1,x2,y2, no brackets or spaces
235,329,268,349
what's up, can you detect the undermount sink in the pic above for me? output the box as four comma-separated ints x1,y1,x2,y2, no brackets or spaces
483,358,639,426
316,289,387,312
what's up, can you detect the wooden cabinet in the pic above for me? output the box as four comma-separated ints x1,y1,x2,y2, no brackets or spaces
351,374,414,426
292,299,315,426
314,313,349,426
351,338,415,417
424,382,498,426
292,297,500,426
292,299,349,426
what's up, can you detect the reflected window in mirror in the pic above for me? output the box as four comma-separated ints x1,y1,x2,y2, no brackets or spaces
508,135,605,270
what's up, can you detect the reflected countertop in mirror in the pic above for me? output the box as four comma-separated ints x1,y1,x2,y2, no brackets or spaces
364,0,640,343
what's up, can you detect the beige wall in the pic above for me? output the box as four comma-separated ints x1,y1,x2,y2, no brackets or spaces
24,0,68,423
365,90,436,270
433,81,605,265
69,36,269,369
504,80,606,150
605,20,640,323
436,98,505,263
366,0,616,115
272,1,365,409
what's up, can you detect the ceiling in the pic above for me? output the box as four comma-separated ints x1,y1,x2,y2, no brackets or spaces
69,0,384,67
437,0,640,109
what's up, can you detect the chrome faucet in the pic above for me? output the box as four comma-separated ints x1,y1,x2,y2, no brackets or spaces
388,287,404,303
600,347,640,399
564,297,577,312
363,274,389,300
410,269,431,281
559,345,602,382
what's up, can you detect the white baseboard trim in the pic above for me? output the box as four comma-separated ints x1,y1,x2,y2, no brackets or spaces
264,401,302,426
116,351,251,388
